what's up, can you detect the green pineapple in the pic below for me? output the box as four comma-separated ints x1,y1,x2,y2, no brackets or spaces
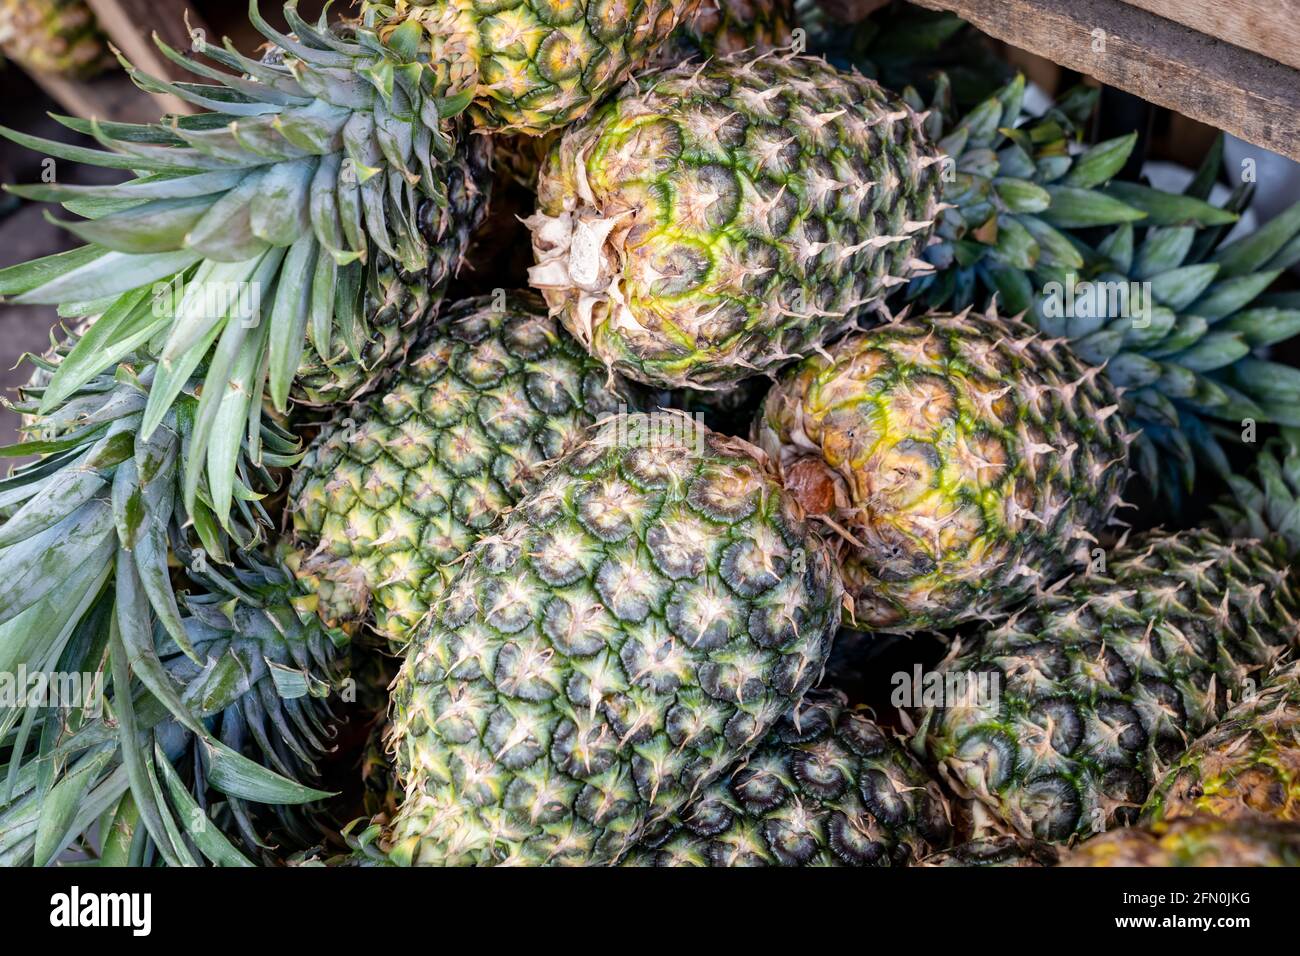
1145,429,1300,828
368,0,701,134
1140,433,1300,828
914,527,1300,843
911,417,1300,844
288,291,640,648
0,0,113,79
525,56,1147,393
1062,816,1300,867
385,412,843,864
754,307,1131,631
629,689,952,866
526,53,945,389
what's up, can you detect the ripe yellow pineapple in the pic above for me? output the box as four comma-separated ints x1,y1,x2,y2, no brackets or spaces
755,307,1131,631
1144,659,1300,826
527,53,944,389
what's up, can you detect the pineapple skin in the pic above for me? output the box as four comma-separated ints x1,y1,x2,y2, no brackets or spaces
0,0,111,79
1062,816,1300,867
493,0,797,190
373,0,702,134
527,54,943,389
291,132,494,407
645,0,797,67
385,415,842,864
1144,659,1300,825
918,529,1300,843
289,291,638,648
756,309,1131,631
629,689,953,866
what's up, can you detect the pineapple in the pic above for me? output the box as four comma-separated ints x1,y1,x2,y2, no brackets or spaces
628,689,952,866
912,422,1300,844
914,527,1300,843
754,307,1131,631
384,412,843,864
526,53,945,389
288,291,640,648
1061,816,1300,867
525,59,1147,393
0,0,112,79
1143,659,1299,826
371,0,701,134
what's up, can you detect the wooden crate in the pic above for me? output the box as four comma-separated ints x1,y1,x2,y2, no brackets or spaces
910,0,1300,161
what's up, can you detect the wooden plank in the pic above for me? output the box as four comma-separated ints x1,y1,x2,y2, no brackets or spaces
1119,0,1300,71
85,0,212,113
910,0,1300,162
26,70,167,126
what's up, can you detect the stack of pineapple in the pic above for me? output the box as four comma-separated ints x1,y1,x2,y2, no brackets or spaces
0,0,1298,868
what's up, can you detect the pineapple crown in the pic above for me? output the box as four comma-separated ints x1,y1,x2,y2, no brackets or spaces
0,548,348,866
1033,135,1300,508
0,336,349,864
899,72,1142,316
1214,427,1300,563
0,1,481,505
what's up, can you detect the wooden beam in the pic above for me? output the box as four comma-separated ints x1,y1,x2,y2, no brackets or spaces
909,0,1300,162
1119,0,1300,71
85,0,214,114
